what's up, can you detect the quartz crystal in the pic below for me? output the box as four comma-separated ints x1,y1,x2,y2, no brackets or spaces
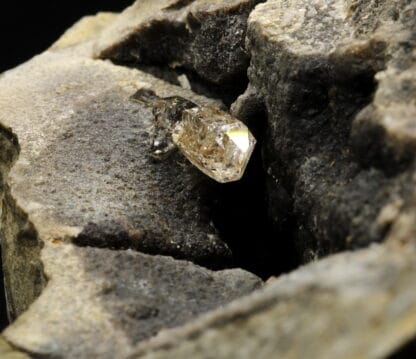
131,89,256,183
172,106,256,183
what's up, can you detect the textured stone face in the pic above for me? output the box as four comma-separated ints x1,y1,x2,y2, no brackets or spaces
3,244,261,359
239,0,416,262
94,0,264,94
130,244,416,359
172,107,256,183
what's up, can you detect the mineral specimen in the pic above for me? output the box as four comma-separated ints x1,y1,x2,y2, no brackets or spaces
132,89,256,183
172,106,256,183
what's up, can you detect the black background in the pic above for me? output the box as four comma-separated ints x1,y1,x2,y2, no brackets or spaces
0,0,133,330
0,1,133,73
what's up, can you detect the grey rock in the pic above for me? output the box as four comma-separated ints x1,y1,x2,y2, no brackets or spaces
4,2,416,359
93,0,263,87
240,0,416,262
230,83,265,127
3,244,261,359
129,243,416,359
0,37,234,320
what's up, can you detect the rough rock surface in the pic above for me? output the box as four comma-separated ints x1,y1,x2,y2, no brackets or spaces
236,0,416,262
0,336,29,359
128,243,416,359
4,244,261,359
0,36,237,320
94,0,263,87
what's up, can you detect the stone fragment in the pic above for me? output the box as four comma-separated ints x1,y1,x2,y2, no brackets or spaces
93,0,263,87
172,106,256,183
4,244,261,359
0,42,233,320
240,0,416,261
130,244,416,359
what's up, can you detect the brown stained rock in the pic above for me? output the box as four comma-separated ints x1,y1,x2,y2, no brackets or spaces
128,244,416,359
237,0,416,262
0,41,237,321
0,336,29,359
93,0,264,86
4,244,261,359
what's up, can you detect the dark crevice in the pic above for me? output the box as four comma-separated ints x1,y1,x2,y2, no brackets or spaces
183,70,249,108
388,338,416,358
163,0,196,11
250,48,393,265
211,108,300,279
0,245,9,330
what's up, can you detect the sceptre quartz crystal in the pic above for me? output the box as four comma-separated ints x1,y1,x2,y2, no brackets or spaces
131,89,256,183
172,106,256,183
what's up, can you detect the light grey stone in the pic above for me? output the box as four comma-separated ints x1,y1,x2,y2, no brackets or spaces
3,244,260,359
0,35,234,320
130,244,416,359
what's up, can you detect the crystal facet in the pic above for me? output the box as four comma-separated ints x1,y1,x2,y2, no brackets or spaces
172,106,256,183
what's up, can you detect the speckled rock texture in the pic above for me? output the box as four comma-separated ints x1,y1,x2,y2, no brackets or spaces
94,0,264,87
0,30,237,320
235,0,416,262
0,336,29,359
3,244,261,359
128,243,416,359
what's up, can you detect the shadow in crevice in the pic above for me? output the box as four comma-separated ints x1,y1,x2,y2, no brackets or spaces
211,108,300,279
181,69,249,108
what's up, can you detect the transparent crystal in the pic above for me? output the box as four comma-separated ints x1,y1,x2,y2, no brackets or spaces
172,107,256,183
